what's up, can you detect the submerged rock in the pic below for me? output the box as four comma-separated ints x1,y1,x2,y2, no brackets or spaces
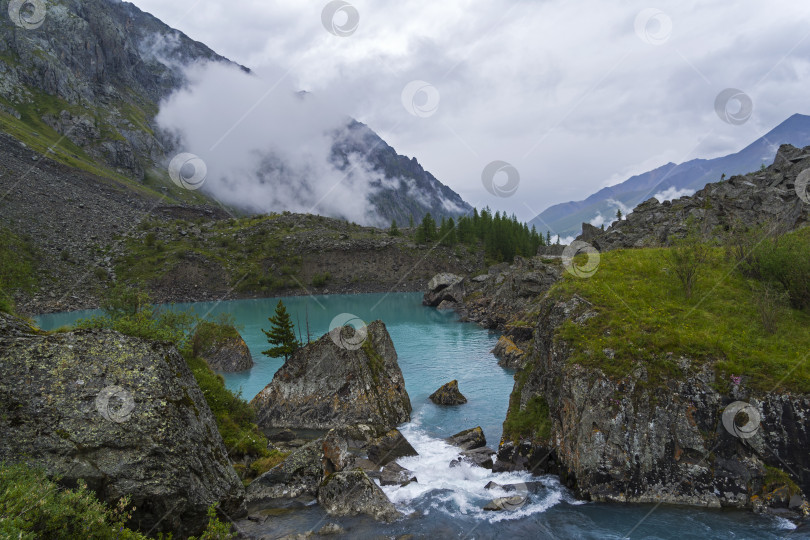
446,427,486,451
251,320,411,431
457,447,496,469
483,495,527,512
380,462,417,486
317,470,402,523
0,313,245,537
429,380,468,405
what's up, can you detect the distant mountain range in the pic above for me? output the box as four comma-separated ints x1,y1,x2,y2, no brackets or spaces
0,0,469,224
531,113,810,238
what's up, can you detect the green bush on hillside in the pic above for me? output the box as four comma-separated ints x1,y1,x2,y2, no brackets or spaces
750,227,810,311
0,462,236,539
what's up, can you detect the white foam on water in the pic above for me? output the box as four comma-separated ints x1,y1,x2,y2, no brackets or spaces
772,516,798,530
379,421,577,522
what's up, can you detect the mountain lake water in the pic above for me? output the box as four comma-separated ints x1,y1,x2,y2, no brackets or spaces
35,292,805,539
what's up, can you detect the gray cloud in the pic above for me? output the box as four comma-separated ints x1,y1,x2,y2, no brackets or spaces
155,61,391,225
134,0,810,220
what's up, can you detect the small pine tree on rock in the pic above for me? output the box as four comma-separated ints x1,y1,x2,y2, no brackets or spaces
388,219,401,237
616,209,623,221
262,300,300,361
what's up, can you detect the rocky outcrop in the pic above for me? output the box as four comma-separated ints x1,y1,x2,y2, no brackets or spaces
491,335,526,369
317,470,402,523
366,429,418,466
579,144,810,252
496,294,810,513
423,272,464,307
0,313,245,537
193,324,254,372
424,257,563,362
245,440,324,508
0,0,237,179
250,321,411,431
446,427,487,451
429,380,468,405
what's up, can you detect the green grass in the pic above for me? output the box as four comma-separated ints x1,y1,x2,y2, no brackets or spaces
503,394,552,441
551,246,810,393
0,227,38,313
762,465,801,496
0,88,208,206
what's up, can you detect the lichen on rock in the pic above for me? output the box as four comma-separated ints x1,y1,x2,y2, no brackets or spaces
0,312,246,537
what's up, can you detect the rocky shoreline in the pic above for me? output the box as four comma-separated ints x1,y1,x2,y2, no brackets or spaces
418,145,810,523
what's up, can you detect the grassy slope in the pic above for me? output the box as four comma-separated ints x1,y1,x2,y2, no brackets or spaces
0,227,38,313
552,245,810,394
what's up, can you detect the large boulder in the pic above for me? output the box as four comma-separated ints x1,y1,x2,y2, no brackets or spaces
446,427,487,451
317,470,402,523
0,313,245,537
192,322,254,372
366,429,418,466
250,321,411,431
423,273,464,307
429,380,468,405
245,440,324,508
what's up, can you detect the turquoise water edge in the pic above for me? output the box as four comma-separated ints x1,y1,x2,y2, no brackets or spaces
36,293,803,539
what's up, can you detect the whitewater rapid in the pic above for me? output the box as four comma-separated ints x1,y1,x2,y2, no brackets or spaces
378,416,585,524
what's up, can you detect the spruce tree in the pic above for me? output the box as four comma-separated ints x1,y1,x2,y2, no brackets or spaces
388,219,401,237
262,300,300,361
616,209,623,221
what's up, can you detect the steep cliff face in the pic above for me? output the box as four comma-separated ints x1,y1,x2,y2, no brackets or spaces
497,294,810,514
250,320,412,431
0,312,246,537
0,0,236,179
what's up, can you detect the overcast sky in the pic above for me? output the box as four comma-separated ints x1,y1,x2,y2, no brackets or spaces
131,0,810,221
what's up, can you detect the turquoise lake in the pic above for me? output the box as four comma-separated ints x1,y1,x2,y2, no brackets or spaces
35,293,805,539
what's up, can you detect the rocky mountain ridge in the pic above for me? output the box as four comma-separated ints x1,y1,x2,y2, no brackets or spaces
579,143,810,251
533,114,810,238
0,0,471,225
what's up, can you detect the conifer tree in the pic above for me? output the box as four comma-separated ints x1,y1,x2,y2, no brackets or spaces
388,219,401,237
262,300,300,361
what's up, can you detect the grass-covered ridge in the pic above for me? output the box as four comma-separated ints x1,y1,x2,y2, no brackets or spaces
551,233,810,394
